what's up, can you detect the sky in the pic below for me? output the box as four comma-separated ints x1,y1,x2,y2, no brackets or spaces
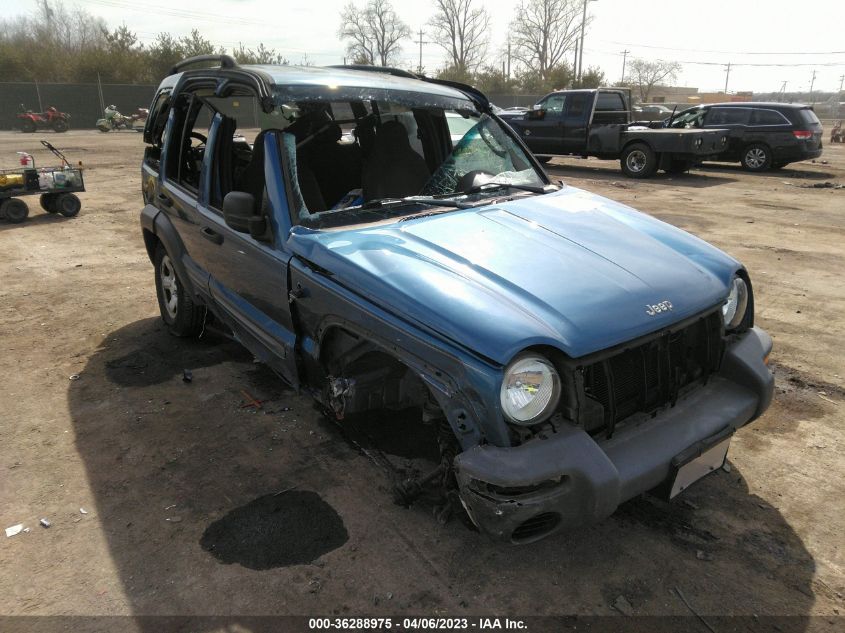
10,0,845,94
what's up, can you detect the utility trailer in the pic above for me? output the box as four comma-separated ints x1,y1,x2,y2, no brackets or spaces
499,89,728,178
0,141,84,223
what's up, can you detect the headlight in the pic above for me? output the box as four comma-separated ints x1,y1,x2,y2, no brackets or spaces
722,276,749,330
500,354,561,425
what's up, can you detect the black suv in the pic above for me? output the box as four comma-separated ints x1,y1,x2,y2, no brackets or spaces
664,102,823,171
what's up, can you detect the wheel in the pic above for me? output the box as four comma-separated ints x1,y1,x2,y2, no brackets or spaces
665,159,691,174
741,144,772,171
20,119,36,133
40,193,59,213
620,143,658,178
52,120,69,132
536,156,552,164
54,193,81,217
153,244,205,337
1,198,29,223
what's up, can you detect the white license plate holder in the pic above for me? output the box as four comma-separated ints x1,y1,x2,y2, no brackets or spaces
668,428,733,499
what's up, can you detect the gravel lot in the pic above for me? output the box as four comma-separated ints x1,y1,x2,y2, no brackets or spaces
1,130,843,631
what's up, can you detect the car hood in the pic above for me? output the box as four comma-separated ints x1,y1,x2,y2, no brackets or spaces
288,187,740,363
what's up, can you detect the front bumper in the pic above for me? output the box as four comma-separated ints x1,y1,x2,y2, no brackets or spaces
454,327,774,543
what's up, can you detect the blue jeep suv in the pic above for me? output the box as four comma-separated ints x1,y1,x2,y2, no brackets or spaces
140,56,774,543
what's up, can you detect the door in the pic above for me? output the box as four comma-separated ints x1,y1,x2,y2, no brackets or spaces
158,95,214,298
562,92,592,153
191,109,299,387
523,93,567,154
703,107,751,158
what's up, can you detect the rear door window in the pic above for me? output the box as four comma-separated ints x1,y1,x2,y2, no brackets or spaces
749,109,789,125
797,109,821,126
596,92,625,111
144,89,172,146
705,108,750,126
566,93,591,118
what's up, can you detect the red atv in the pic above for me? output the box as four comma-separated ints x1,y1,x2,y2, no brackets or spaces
16,105,71,133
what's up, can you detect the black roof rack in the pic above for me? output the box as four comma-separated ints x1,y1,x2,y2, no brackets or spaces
330,64,420,80
169,54,238,76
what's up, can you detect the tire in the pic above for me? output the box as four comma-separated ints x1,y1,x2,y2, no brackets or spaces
55,193,81,217
1,198,29,223
153,244,205,337
20,119,36,133
52,120,69,132
665,159,691,175
40,193,59,213
741,144,772,171
536,156,552,164
620,142,658,178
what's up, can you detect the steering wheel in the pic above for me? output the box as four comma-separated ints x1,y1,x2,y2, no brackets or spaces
457,170,495,193
182,132,208,184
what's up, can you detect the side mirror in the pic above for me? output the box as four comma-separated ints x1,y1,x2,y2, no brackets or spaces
223,191,254,233
528,107,546,120
222,191,271,242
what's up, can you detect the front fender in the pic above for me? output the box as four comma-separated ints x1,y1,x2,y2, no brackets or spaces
289,256,509,449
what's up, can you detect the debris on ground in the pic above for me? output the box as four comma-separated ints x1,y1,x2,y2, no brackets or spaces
68,374,80,381
782,180,844,189
5,524,24,538
612,595,635,615
39,518,51,528
696,549,714,561
79,508,88,514
182,369,192,383
165,517,182,523
675,586,717,633
240,390,263,409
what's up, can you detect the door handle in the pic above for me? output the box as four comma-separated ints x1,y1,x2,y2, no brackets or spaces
157,193,173,208
201,226,224,245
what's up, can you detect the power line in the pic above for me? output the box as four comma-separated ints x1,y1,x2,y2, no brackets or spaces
596,39,845,56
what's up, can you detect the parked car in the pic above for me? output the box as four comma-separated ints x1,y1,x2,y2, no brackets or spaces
499,89,727,177
662,102,823,170
632,104,674,121
140,57,773,544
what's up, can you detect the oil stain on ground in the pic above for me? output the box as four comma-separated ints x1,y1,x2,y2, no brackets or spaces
200,490,348,570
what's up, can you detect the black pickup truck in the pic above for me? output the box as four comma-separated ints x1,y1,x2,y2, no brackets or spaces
499,89,727,177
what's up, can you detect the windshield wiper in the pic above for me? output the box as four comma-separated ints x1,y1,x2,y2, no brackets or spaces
465,182,557,195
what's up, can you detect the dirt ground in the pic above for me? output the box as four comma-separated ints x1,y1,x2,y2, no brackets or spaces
1,129,843,631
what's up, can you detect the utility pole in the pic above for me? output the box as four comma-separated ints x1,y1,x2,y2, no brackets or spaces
809,69,816,103
620,49,629,84
839,74,844,94
415,28,430,76
723,62,731,94
577,0,589,81
507,38,511,80
778,80,787,101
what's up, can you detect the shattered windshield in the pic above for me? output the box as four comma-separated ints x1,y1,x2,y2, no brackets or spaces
270,95,549,229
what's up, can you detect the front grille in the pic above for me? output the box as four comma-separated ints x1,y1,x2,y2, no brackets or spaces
580,310,723,437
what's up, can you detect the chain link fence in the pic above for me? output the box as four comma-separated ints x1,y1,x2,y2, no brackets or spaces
1,82,157,130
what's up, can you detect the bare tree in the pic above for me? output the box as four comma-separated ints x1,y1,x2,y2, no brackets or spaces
339,0,410,66
429,0,489,76
627,58,682,102
510,0,581,82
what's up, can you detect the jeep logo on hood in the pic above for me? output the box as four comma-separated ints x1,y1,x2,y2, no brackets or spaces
646,301,673,316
